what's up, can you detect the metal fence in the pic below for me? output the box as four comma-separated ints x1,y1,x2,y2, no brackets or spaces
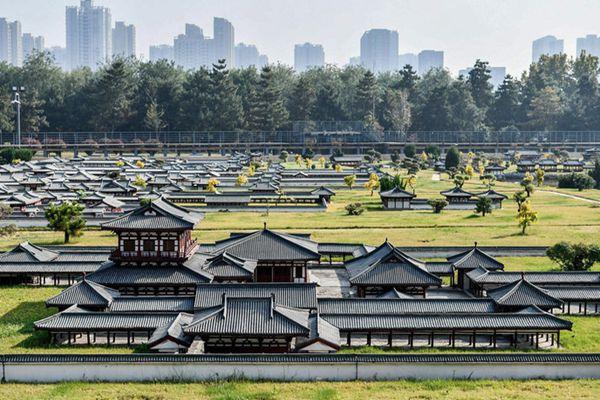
1,130,600,147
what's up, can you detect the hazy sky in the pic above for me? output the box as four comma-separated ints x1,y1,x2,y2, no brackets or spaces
3,0,600,75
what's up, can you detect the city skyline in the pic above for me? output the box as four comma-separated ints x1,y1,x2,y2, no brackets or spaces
1,0,600,74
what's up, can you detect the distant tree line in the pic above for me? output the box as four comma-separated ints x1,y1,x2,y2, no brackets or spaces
1,51,600,134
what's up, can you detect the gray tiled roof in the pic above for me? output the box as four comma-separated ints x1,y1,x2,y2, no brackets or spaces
318,298,497,315
296,313,341,351
185,252,257,279
322,310,572,331
487,279,563,308
467,267,600,285
185,297,311,336
101,197,203,230
379,187,415,198
88,262,212,285
148,313,194,347
447,247,504,270
0,242,59,262
109,296,195,313
35,305,180,330
194,283,318,310
46,279,120,308
543,286,600,301
210,229,320,261
440,187,473,197
476,190,508,200
345,242,440,287
424,262,454,275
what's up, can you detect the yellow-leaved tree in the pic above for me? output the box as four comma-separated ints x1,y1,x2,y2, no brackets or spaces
517,199,538,235
236,174,248,186
206,177,220,193
364,173,380,196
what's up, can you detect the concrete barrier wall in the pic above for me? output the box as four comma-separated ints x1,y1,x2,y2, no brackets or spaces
3,358,600,382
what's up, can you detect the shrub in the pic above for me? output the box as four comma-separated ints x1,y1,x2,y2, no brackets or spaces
345,202,364,215
558,173,596,191
425,145,441,160
547,242,600,271
475,197,492,216
428,199,448,213
403,144,416,159
82,139,98,156
588,160,600,189
445,146,460,170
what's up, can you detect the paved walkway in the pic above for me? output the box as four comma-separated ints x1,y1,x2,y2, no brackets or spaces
538,190,600,204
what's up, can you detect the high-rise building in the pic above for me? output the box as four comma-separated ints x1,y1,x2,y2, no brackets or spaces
22,33,45,61
149,44,174,62
348,56,361,66
174,23,208,69
213,17,234,68
0,18,11,64
66,0,112,70
397,53,418,70
235,43,264,68
576,34,600,58
112,21,135,58
49,46,69,70
294,42,325,72
360,29,398,73
459,66,506,89
8,20,22,67
257,54,269,68
171,18,235,70
418,50,444,75
532,35,563,62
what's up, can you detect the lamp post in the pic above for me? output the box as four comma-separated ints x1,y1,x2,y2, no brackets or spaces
11,86,24,147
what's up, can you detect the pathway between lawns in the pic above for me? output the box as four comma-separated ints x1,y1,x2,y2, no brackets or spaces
538,190,600,204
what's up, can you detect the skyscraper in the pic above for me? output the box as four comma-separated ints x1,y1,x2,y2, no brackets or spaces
257,54,269,68
49,46,69,70
418,50,444,75
397,53,418,70
174,23,208,69
8,20,22,67
576,34,600,58
66,0,112,70
149,44,174,62
235,43,262,68
294,43,325,72
360,29,398,73
22,33,45,61
532,35,563,62
0,18,11,64
112,21,136,58
213,17,235,68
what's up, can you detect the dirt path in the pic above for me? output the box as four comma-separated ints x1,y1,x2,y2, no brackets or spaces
538,190,600,204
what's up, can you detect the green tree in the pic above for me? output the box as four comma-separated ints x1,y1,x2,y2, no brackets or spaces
475,196,493,216
287,74,316,127
588,160,600,189
378,88,411,131
45,201,86,243
209,59,243,131
527,86,565,131
547,242,600,271
467,59,494,110
143,99,166,134
353,70,378,122
397,64,419,95
490,75,522,129
404,144,416,158
179,68,212,130
428,199,448,213
251,66,289,131
445,146,461,170
91,58,136,131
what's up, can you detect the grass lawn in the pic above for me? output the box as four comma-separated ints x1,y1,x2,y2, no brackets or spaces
0,380,599,400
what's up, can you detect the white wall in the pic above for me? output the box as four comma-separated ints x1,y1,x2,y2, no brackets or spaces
4,361,599,382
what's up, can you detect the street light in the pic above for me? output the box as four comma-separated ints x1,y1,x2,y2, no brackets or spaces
11,86,25,147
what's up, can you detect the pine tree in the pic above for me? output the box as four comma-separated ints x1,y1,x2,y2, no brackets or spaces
397,65,419,94
209,59,243,131
353,70,377,121
91,58,136,131
490,75,522,129
378,88,411,131
287,75,316,127
252,66,289,131
467,59,494,110
179,68,212,130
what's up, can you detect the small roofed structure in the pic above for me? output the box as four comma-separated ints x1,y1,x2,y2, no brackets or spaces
486,277,563,312
562,160,584,172
379,187,415,210
46,278,120,310
447,243,504,288
310,186,336,203
184,296,338,353
345,241,442,297
476,190,508,208
101,197,203,265
187,252,257,282
147,313,194,353
440,187,473,204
